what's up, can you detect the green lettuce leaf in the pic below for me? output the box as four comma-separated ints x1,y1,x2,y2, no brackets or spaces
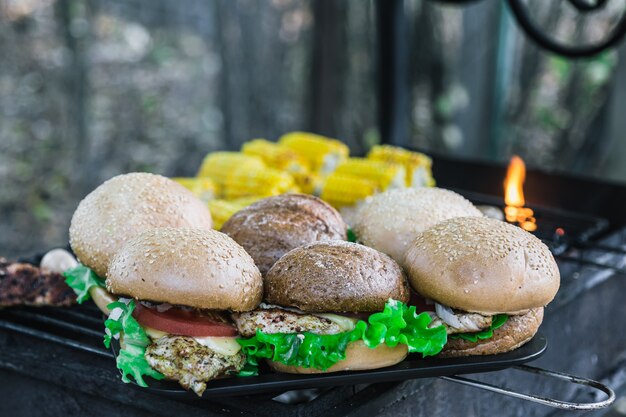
237,299,447,374
103,299,164,387
361,299,448,356
63,264,105,303
449,314,508,342
347,228,358,243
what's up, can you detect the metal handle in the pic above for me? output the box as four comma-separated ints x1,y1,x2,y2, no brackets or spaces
440,365,615,410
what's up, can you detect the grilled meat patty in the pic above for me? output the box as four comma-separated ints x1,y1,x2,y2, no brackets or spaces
0,258,76,307
232,308,344,337
145,336,246,396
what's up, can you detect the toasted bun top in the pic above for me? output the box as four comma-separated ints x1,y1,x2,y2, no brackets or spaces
404,217,560,315
352,188,482,266
221,194,347,275
106,228,262,311
265,241,409,312
69,173,213,278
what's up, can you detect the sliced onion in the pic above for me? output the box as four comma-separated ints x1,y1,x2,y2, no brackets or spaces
118,297,131,305
155,303,173,313
108,307,124,321
435,303,463,329
259,302,306,314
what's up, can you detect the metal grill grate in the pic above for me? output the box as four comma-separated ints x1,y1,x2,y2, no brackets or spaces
0,303,111,359
457,189,609,248
0,194,620,415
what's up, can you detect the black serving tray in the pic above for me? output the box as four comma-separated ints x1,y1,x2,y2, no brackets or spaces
111,333,547,399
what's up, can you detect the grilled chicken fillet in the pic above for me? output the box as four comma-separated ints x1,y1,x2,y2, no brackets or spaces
0,258,76,307
145,336,246,396
428,310,492,334
232,308,345,337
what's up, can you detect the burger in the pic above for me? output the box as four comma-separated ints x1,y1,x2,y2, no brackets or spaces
404,216,560,357
103,227,262,395
64,172,214,313
352,187,482,266
233,241,448,374
221,193,347,275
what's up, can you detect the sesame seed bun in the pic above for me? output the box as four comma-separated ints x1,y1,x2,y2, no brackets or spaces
69,173,213,278
106,228,263,311
352,188,482,266
221,194,347,275
440,308,543,357
265,241,409,313
268,341,408,373
404,217,560,315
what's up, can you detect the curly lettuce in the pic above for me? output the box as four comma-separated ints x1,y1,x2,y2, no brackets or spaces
347,228,358,243
449,314,508,342
103,299,164,387
63,264,105,303
361,299,447,355
237,299,447,374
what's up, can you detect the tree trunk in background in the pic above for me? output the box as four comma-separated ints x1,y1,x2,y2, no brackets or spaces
602,41,626,182
376,0,408,148
455,1,500,157
308,0,347,143
408,2,446,152
55,0,92,194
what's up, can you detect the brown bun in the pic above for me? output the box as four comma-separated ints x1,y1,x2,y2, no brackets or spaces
70,173,213,278
221,194,347,275
265,241,409,312
353,188,482,266
404,217,560,315
440,308,543,357
268,341,408,373
106,228,262,311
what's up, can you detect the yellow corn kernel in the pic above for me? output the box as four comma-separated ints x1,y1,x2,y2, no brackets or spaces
278,131,349,174
320,173,378,208
228,195,265,207
172,177,218,203
196,152,266,189
222,167,299,199
208,200,241,230
291,171,323,195
335,158,406,191
242,139,310,172
208,196,267,229
367,145,435,187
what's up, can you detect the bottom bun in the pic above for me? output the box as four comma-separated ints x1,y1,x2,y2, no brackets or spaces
268,340,408,374
440,307,544,357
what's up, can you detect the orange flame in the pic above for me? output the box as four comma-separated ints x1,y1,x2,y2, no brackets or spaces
503,156,537,232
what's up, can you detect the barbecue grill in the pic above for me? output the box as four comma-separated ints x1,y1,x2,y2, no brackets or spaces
1,153,624,417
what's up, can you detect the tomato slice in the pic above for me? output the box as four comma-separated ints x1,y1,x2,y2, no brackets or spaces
133,304,238,337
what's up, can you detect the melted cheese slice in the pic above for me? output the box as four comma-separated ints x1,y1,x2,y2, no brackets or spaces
194,336,241,356
143,326,241,356
144,326,168,340
315,313,357,332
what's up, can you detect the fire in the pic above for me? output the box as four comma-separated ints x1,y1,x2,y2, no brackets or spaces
503,156,537,232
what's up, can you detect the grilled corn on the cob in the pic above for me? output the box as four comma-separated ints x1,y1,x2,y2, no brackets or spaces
208,200,240,230
367,145,435,187
208,196,265,229
196,152,266,187
222,167,299,199
290,171,323,195
172,177,218,203
320,173,378,208
242,139,310,172
279,132,349,174
334,158,406,191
